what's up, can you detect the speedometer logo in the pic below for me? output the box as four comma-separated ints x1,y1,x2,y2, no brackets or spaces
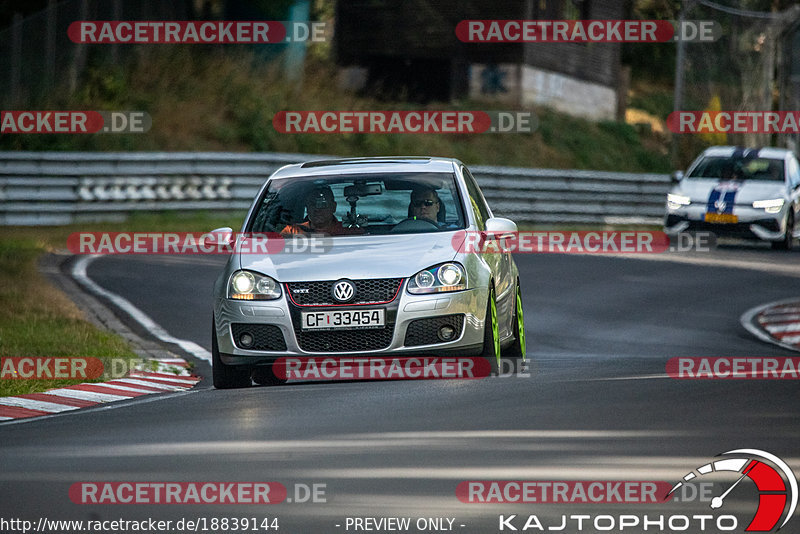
668,449,797,531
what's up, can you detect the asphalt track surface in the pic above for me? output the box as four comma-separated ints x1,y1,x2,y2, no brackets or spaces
2,245,800,533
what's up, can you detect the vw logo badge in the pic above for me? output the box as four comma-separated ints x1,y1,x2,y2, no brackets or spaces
332,279,356,302
715,199,726,212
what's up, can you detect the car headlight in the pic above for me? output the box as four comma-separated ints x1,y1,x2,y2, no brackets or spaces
667,193,691,210
228,270,281,300
752,199,784,213
407,263,467,294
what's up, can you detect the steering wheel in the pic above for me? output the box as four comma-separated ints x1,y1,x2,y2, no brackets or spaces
389,217,440,233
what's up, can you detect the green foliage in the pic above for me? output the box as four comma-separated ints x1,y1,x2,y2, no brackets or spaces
1,46,672,172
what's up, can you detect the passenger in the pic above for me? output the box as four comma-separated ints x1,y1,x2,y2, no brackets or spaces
281,186,356,236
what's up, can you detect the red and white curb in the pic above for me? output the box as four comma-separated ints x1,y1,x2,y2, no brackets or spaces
741,299,800,352
0,357,200,422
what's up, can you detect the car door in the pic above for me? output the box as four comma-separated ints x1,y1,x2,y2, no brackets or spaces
462,165,514,338
787,155,800,234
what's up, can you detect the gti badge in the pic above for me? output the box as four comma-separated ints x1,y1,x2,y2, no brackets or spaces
332,279,356,302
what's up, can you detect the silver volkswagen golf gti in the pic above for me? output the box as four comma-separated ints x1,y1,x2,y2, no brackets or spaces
211,157,526,388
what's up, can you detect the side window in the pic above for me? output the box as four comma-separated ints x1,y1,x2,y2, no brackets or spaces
462,167,491,230
789,157,800,188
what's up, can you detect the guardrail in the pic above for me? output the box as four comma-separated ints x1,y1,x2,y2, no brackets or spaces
0,152,670,226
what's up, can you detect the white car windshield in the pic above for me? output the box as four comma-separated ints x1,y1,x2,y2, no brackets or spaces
248,172,467,236
688,156,784,182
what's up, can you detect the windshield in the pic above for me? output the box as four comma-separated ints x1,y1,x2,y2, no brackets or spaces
247,172,466,236
688,156,784,182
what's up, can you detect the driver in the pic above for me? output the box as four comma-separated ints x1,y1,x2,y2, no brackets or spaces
409,187,441,224
281,185,356,236
720,161,741,181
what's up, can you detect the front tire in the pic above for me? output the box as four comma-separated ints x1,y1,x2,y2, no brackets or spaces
772,213,794,251
482,286,501,376
212,318,251,389
503,282,527,373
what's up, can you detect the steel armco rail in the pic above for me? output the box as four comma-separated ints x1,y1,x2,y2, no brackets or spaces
0,152,670,226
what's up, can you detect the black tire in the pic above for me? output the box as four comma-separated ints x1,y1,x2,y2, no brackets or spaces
481,286,501,376
252,365,287,386
212,319,251,389
503,282,527,374
772,213,794,251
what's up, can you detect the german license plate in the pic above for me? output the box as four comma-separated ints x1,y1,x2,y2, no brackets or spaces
301,309,384,330
704,213,738,224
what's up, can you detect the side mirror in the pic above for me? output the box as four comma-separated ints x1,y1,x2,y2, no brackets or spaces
671,170,684,184
485,217,517,239
207,227,234,246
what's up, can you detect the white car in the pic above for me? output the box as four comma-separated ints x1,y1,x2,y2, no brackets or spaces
665,146,800,249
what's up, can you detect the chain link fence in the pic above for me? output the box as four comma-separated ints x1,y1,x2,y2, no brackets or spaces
0,0,192,109
677,1,800,153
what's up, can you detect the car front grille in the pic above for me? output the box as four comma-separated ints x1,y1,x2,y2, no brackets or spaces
231,323,287,351
404,314,465,347
286,278,403,306
295,327,394,352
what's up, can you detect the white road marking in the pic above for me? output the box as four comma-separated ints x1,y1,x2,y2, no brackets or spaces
741,298,800,353
759,313,800,323
110,378,188,391
0,389,199,427
72,255,211,362
135,362,193,375
761,310,800,323
764,323,800,334
127,373,198,385
0,398,79,413
70,383,158,394
42,389,130,403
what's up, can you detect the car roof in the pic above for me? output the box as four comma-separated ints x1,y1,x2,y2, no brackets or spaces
700,146,793,160
268,156,461,180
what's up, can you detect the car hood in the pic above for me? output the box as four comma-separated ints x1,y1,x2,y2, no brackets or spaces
674,178,786,204
238,231,465,282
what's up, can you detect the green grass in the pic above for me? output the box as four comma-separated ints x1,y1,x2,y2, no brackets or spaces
628,80,675,121
0,48,673,173
0,211,244,397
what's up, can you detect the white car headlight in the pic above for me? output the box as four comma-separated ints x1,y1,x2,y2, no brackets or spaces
667,193,691,210
407,263,467,294
752,199,784,213
229,270,281,300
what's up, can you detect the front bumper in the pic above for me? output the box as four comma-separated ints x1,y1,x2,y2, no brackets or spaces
214,281,488,367
664,205,785,241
